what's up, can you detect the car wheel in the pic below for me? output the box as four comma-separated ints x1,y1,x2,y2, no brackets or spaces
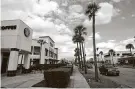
105,72,108,76
116,73,119,76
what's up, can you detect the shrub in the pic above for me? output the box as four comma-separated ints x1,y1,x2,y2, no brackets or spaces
30,64,67,71
44,68,71,88
61,64,73,75
43,64,67,70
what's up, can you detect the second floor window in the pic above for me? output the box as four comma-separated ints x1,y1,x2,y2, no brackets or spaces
45,49,48,56
50,42,53,47
33,46,40,55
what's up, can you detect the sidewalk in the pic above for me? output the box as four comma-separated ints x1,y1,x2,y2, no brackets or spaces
1,66,90,88
67,65,90,88
1,72,44,88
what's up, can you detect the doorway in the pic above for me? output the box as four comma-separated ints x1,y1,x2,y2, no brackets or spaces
1,52,10,74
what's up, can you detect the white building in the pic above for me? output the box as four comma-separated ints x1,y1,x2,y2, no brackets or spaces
29,36,59,65
1,20,33,76
104,51,135,64
1,20,59,77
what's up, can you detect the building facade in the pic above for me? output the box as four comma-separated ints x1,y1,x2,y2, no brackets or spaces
1,20,59,77
104,51,135,64
29,36,59,65
1,20,33,76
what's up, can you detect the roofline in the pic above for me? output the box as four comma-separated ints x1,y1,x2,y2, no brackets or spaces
39,36,55,43
1,19,21,22
1,19,33,31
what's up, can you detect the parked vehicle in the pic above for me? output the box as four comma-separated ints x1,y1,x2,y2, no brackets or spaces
86,64,93,69
99,64,120,76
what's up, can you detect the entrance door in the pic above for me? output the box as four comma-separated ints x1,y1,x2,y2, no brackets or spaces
1,52,10,74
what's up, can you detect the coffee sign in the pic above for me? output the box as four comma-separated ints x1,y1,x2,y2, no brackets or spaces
1,25,17,30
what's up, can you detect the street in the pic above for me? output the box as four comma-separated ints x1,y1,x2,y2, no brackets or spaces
90,66,135,88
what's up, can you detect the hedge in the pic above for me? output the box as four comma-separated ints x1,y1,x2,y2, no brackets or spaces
30,64,67,71
61,64,73,75
44,67,71,88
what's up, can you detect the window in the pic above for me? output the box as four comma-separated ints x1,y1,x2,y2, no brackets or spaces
33,46,40,55
45,49,48,56
50,42,53,47
31,46,33,53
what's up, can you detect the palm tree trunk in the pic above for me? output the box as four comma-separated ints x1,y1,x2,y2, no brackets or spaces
130,48,132,54
112,55,114,66
79,42,83,70
110,53,114,66
101,55,104,63
77,42,81,69
93,12,99,82
82,42,87,74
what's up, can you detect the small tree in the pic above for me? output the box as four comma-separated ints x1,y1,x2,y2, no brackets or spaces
126,43,134,54
108,49,115,66
99,51,104,63
126,43,135,67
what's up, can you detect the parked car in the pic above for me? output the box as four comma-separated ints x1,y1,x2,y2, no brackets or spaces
86,64,93,69
99,64,120,76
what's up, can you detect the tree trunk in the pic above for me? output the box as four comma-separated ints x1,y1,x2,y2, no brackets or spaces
93,12,99,82
79,42,83,70
130,48,132,54
77,42,81,69
112,55,114,66
110,53,114,66
101,55,104,63
82,42,87,74
40,43,42,64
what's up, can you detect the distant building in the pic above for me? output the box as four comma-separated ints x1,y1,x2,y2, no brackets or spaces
29,36,59,65
104,51,135,64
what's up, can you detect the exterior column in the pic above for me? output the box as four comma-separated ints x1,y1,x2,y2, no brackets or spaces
31,46,34,65
23,54,30,73
7,48,19,77
40,45,45,64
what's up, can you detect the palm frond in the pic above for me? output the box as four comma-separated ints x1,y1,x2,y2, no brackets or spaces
85,2,100,19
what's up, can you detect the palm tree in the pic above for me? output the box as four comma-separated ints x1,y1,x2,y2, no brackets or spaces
73,25,87,73
74,48,79,65
99,51,104,63
85,2,100,82
126,43,134,67
72,35,81,69
108,49,115,66
126,43,134,54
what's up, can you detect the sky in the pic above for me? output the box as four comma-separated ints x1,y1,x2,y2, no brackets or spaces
1,0,135,60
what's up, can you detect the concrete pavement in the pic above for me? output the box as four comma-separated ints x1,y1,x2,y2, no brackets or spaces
1,72,44,88
67,65,90,88
1,65,90,88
